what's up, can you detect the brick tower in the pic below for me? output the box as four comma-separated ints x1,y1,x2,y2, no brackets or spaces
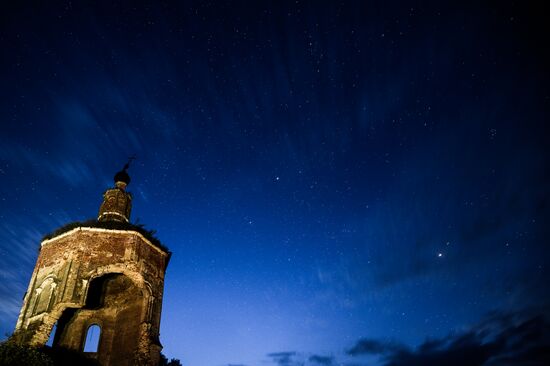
12,163,171,366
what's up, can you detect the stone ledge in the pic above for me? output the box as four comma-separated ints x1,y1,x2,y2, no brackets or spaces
42,227,170,257
42,220,170,254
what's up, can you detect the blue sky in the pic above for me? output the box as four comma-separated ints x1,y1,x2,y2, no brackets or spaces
1,1,549,365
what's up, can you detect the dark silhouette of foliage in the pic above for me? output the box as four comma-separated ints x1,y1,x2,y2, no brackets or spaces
1,339,181,366
0,339,136,366
41,345,99,366
0,340,53,366
159,352,183,366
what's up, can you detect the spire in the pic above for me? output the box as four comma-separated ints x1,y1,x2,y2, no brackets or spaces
98,158,135,222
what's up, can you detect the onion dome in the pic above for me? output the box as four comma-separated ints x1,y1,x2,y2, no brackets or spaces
114,168,131,186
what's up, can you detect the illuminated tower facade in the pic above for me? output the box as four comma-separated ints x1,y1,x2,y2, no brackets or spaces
12,164,171,366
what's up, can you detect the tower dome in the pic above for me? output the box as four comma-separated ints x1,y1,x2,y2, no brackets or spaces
114,168,131,186
98,160,134,222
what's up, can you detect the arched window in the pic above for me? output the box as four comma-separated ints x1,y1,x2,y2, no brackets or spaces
83,324,101,352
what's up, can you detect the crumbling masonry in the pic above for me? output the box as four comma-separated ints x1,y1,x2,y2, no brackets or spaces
12,164,170,366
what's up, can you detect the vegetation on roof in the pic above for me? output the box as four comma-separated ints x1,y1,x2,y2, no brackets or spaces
42,219,169,253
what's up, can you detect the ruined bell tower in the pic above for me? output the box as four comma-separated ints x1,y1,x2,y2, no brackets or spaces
12,163,171,366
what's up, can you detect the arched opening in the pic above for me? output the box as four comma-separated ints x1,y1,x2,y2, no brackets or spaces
85,273,120,309
83,324,101,353
46,322,57,347
49,273,146,364
52,307,77,347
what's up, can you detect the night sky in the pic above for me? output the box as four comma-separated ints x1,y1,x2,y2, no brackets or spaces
1,1,549,366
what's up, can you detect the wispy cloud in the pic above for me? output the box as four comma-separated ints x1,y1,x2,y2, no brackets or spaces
0,221,44,337
308,355,334,366
0,143,95,187
266,352,338,366
346,309,550,366
267,352,301,366
347,339,406,357
0,295,22,325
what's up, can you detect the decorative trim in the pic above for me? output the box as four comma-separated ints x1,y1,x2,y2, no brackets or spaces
41,227,169,255
97,211,129,222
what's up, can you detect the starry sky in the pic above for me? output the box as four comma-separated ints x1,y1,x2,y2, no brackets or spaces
1,1,549,366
